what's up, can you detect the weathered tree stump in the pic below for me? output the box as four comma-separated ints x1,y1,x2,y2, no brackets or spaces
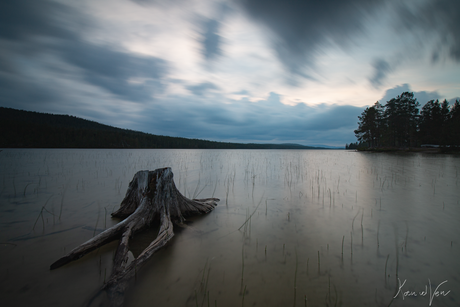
50,167,218,306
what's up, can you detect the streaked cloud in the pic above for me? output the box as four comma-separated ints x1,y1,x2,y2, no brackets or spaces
59,40,168,102
395,0,460,63
0,0,459,146
186,81,220,96
200,18,222,60
236,0,386,78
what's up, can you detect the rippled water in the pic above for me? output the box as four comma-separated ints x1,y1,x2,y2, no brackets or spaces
0,149,459,306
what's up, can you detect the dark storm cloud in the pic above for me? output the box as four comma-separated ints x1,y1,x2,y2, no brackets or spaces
0,0,168,109
200,18,222,60
236,0,386,77
0,72,62,111
369,58,392,88
425,1,460,62
186,81,220,96
0,0,76,40
396,0,460,63
237,0,460,85
59,41,168,102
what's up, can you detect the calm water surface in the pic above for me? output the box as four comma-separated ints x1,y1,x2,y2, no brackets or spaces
0,149,459,306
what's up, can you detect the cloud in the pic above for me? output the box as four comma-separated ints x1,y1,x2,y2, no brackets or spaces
0,0,364,148
423,1,460,62
0,0,76,41
186,81,220,96
2,0,456,147
130,0,186,7
132,92,362,146
236,0,386,78
0,72,63,111
0,0,76,110
200,18,222,60
59,41,168,102
0,0,169,107
379,84,441,105
236,0,460,88
448,97,460,105
233,90,250,95
369,58,392,88
396,0,460,63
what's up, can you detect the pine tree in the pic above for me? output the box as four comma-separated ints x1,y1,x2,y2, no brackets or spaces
382,92,420,147
419,99,443,145
354,102,383,148
449,100,460,146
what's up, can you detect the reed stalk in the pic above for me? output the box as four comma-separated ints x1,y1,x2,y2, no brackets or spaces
351,232,353,255
238,194,264,231
384,254,389,280
341,235,344,258
317,251,320,273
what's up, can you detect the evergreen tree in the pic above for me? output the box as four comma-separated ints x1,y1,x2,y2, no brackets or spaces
355,93,460,150
382,92,420,147
440,99,450,146
353,102,383,147
449,100,460,146
419,99,443,145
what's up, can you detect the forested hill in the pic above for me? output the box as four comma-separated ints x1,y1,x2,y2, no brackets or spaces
0,107,322,149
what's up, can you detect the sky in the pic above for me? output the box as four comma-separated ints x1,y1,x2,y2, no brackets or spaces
1,0,459,147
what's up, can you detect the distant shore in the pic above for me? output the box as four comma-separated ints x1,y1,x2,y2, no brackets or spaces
356,147,459,153
0,107,333,150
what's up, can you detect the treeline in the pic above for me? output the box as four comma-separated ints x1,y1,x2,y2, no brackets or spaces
352,92,460,149
0,107,320,149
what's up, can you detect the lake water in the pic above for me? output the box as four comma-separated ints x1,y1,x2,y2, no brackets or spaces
0,149,459,307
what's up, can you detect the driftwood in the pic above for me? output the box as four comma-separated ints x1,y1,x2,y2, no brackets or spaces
50,167,218,306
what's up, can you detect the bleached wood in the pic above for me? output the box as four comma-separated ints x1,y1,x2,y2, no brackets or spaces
50,167,218,306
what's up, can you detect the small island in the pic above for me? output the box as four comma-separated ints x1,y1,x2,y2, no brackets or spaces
348,92,460,152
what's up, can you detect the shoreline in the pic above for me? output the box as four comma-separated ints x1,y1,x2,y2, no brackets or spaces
356,147,460,154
